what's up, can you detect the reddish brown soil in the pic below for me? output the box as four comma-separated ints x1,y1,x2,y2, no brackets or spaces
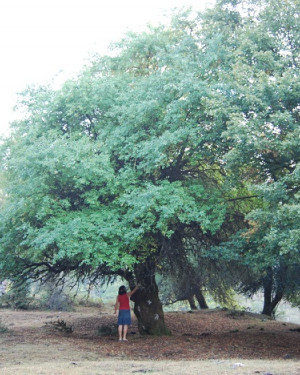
0,307,299,361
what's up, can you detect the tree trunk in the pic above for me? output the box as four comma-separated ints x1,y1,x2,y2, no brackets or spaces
195,289,209,309
262,290,283,316
129,258,170,335
262,268,283,316
187,295,197,310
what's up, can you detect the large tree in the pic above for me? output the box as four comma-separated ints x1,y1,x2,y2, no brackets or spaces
0,0,299,331
0,10,237,334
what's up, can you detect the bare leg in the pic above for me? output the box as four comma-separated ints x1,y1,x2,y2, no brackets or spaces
123,324,128,340
118,325,123,340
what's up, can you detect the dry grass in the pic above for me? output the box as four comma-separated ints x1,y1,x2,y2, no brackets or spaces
1,359,300,375
0,306,299,374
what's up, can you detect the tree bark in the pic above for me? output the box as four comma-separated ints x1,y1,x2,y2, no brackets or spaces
129,258,170,335
262,268,283,316
187,295,197,310
195,289,209,309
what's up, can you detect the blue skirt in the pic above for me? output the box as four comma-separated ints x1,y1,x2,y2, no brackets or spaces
118,309,131,325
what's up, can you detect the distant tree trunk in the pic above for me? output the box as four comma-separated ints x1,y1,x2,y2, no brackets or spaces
262,268,284,316
187,295,197,310
129,258,170,335
195,290,209,309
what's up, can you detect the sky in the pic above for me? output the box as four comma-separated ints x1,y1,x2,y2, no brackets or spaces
0,0,214,137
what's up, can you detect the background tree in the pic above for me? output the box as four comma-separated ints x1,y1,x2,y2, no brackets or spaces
208,0,300,315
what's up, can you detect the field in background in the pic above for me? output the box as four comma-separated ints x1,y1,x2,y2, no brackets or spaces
238,295,300,325
97,281,300,325
2,278,299,326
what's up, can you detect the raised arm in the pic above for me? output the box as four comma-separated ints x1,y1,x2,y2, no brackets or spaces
127,285,139,297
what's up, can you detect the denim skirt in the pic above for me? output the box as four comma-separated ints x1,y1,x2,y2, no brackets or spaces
118,309,131,325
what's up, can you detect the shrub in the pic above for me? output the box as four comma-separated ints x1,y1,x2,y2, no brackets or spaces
0,321,8,333
97,324,118,336
45,289,74,311
0,282,33,310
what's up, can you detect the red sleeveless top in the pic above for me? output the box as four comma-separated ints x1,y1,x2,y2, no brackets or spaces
118,294,130,310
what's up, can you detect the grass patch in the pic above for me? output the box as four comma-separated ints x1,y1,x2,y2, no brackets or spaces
0,320,8,333
1,359,300,375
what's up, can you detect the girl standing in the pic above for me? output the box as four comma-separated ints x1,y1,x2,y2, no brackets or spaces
114,285,138,341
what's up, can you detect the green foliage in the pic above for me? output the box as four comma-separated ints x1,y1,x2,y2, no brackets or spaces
0,282,33,310
0,9,231,281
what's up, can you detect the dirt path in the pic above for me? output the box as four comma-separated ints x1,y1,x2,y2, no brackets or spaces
0,307,299,374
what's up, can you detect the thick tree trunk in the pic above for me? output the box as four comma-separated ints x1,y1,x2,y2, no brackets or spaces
195,290,209,309
129,259,170,335
262,290,283,316
262,268,283,316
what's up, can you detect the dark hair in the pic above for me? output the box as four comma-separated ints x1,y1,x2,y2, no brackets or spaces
119,285,127,295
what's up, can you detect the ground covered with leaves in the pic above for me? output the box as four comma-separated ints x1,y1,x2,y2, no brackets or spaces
0,307,299,374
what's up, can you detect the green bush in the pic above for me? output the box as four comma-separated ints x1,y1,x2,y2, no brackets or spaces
0,282,33,310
